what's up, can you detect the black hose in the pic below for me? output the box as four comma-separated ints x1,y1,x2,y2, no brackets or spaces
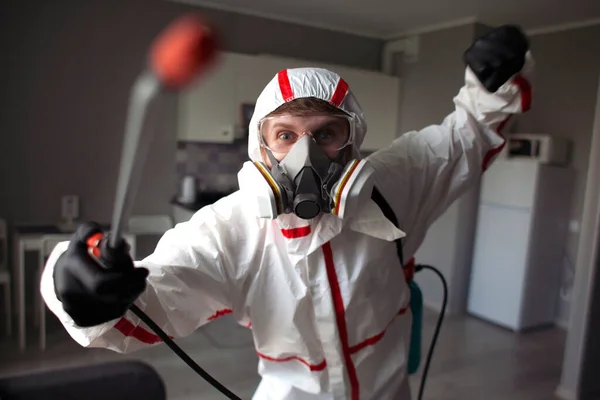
129,264,447,400
129,304,242,400
415,264,448,400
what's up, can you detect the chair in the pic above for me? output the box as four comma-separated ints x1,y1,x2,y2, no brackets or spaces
0,218,11,336
127,215,173,259
37,234,71,350
0,360,166,400
127,214,174,235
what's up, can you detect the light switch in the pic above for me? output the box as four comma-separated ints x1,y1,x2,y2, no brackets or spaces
61,195,80,221
569,220,580,233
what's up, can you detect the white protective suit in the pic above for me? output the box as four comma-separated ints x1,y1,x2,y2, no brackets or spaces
41,54,534,400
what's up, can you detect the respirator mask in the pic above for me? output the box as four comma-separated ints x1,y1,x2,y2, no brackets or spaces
238,113,375,220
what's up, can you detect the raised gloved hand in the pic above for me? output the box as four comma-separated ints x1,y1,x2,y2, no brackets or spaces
463,25,529,93
53,222,149,327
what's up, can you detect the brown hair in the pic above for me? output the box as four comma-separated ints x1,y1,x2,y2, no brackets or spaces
266,97,349,118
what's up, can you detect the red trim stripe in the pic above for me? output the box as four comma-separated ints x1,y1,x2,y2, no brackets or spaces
330,78,349,107
403,257,416,283
207,308,233,321
349,305,409,355
114,317,168,345
349,331,386,355
322,242,360,400
333,160,360,215
513,74,532,112
496,116,512,134
481,74,532,171
278,70,294,102
257,352,327,371
481,117,510,171
281,225,311,238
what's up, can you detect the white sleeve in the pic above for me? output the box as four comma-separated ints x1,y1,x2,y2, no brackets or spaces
368,52,534,258
40,206,236,354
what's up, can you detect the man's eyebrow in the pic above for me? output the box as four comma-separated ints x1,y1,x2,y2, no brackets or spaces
268,121,298,130
267,118,345,132
313,120,347,130
321,119,345,127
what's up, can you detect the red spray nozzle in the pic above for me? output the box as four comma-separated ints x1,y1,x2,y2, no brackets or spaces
149,14,219,90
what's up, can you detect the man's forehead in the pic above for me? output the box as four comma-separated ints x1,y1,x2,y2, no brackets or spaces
264,114,346,128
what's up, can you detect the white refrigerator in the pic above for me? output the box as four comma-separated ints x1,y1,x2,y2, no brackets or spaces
467,158,575,331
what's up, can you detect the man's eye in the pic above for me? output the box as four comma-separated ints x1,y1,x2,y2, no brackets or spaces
278,132,295,141
315,131,334,142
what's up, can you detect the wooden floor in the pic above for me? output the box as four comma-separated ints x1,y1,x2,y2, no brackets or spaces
0,309,566,400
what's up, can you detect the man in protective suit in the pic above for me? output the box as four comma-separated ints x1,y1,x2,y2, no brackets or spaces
41,25,533,399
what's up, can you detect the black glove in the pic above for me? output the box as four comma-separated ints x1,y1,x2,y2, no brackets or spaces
463,25,529,93
53,222,149,327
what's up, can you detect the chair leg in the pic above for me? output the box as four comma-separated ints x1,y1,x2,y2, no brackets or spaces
40,301,45,350
37,268,45,350
33,296,39,328
33,280,39,329
5,283,11,336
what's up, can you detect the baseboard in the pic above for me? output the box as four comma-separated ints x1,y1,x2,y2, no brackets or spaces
555,385,576,400
423,299,462,316
423,299,442,313
554,296,572,330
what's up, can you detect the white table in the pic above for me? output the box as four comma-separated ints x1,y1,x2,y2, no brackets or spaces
12,225,136,351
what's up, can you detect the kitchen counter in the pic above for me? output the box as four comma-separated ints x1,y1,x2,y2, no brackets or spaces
171,191,234,212
14,223,110,235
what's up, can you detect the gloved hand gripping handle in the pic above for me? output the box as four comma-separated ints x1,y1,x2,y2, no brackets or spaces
463,24,529,93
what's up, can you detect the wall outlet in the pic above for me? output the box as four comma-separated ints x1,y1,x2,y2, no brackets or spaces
569,220,580,233
61,195,79,221
404,35,419,63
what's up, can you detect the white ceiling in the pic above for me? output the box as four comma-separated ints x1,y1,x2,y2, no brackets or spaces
171,0,600,39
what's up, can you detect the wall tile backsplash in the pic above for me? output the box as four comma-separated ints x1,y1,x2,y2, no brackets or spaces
176,139,374,195
176,139,249,193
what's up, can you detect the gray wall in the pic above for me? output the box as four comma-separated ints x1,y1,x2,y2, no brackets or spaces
558,71,600,399
0,0,383,226
397,24,480,134
517,24,600,327
397,22,600,322
394,23,482,313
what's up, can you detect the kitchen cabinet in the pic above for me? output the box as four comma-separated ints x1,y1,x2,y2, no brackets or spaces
179,52,293,143
329,65,400,151
234,54,285,106
177,52,238,143
243,54,400,151
234,54,311,124
171,192,233,224
178,51,400,149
